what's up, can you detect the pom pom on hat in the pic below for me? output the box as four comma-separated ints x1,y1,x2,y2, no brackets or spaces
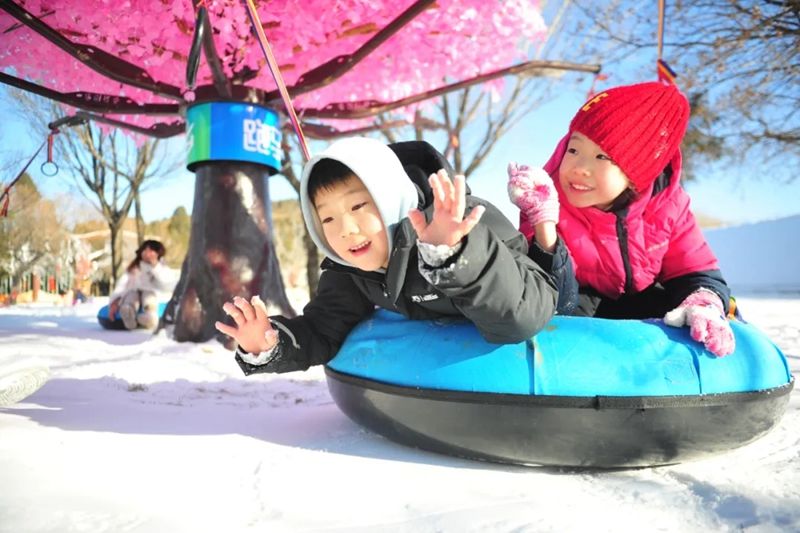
569,81,690,192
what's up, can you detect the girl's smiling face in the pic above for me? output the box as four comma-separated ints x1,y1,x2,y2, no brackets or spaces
558,132,632,211
314,176,389,271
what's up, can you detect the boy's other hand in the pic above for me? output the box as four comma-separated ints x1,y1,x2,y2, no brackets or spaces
407,169,485,247
215,295,279,354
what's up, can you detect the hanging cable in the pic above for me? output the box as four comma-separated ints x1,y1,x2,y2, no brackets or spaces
41,129,59,176
1,114,87,216
656,0,677,85
657,0,665,63
242,0,311,161
0,137,47,217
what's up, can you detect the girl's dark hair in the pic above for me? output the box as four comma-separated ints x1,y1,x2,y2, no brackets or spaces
607,162,674,212
126,239,166,272
307,159,357,204
607,187,638,212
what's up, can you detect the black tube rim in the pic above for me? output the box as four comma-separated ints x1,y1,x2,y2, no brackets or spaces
324,367,795,410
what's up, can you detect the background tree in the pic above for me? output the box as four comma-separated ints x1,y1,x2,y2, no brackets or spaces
0,172,68,289
9,91,182,286
569,0,799,182
58,122,180,284
164,206,191,266
278,136,322,297
377,0,585,176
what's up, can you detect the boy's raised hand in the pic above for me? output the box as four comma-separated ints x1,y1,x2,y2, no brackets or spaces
215,295,279,354
407,169,485,247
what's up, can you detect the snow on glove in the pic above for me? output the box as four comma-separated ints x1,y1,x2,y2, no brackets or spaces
663,289,735,357
507,162,559,226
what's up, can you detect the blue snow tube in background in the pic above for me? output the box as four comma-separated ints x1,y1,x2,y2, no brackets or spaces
325,310,793,468
97,302,168,330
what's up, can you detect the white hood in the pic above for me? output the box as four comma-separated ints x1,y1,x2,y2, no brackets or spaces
299,137,419,268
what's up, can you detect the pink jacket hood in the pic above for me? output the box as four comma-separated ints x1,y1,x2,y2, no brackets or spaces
520,134,719,298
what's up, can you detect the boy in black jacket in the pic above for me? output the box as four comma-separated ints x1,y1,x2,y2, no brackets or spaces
216,137,557,374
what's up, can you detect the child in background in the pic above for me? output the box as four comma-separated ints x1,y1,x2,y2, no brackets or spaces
508,81,735,356
216,137,558,374
109,239,176,329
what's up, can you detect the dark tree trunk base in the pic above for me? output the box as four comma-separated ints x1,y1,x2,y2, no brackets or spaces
168,162,295,343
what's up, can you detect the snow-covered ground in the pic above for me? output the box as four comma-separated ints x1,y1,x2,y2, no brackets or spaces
1,217,798,533
0,296,797,533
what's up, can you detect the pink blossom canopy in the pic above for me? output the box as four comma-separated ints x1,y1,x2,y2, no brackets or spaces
0,0,547,127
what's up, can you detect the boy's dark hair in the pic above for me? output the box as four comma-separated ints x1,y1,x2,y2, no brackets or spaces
308,159,358,204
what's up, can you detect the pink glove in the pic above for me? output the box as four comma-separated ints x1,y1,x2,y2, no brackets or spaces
663,289,735,357
507,162,559,226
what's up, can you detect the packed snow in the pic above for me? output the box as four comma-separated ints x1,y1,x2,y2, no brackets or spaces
1,218,798,533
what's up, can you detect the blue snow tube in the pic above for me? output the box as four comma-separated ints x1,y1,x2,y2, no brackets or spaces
97,302,169,330
325,310,794,468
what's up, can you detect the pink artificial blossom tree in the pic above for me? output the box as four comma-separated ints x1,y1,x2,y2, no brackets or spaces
0,0,550,343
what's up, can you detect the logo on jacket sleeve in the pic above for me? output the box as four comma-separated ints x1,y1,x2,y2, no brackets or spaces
410,293,441,303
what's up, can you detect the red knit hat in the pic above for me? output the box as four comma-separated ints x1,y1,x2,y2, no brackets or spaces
569,81,690,193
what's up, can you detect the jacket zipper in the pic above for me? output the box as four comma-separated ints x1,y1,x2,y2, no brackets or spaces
322,258,392,301
615,212,634,293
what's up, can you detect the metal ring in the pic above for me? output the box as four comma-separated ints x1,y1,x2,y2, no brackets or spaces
40,161,58,176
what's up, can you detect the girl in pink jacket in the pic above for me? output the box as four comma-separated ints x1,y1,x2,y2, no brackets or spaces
508,81,735,356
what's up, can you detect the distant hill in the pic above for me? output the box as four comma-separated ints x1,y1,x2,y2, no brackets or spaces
694,213,726,229
271,199,309,290
704,215,800,294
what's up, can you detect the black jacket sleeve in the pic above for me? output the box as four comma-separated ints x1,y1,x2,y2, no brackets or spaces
662,269,732,313
235,269,376,375
419,198,558,344
527,236,579,316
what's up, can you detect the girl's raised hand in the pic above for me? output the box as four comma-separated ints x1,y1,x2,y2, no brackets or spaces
507,162,559,226
407,169,485,247
215,295,279,354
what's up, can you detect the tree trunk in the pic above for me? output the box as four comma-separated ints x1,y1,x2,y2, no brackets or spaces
172,162,295,344
134,191,144,246
32,274,40,302
109,223,121,287
302,225,320,298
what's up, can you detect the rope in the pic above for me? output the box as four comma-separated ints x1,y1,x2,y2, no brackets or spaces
656,0,677,85
0,137,47,217
242,0,311,162
657,0,665,62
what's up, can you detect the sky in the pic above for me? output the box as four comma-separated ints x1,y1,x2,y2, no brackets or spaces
3,82,800,229
1,217,799,532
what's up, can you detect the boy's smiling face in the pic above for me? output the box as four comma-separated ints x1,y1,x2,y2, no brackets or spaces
314,175,390,271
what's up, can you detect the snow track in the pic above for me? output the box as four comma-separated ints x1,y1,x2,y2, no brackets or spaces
0,295,797,533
